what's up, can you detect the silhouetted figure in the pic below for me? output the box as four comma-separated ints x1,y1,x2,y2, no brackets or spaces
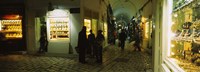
0,32,6,54
39,33,48,53
95,30,105,63
0,32,6,43
119,29,127,50
88,30,95,57
41,24,48,52
134,29,141,51
78,26,88,63
113,31,117,44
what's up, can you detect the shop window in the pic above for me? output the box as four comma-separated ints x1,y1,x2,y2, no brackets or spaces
47,9,70,40
0,15,23,39
84,19,91,37
169,0,200,71
49,18,69,39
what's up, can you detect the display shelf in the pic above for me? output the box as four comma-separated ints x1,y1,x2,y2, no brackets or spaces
0,20,22,39
170,1,200,71
1,30,22,32
1,20,21,24
49,18,69,39
6,36,22,38
50,30,68,31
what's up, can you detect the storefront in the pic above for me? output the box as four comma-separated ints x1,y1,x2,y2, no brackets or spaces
159,0,200,71
0,0,26,52
141,17,153,52
24,0,81,54
46,9,70,54
81,0,109,48
141,17,149,50
84,18,98,38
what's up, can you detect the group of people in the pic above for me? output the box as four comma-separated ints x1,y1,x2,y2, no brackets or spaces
78,26,105,64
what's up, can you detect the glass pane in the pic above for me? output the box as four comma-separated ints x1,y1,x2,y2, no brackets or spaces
170,0,200,71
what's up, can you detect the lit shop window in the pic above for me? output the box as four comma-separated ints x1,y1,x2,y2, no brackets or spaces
0,20,22,38
103,22,107,38
91,19,97,36
84,19,91,37
49,18,69,39
47,9,69,39
169,0,200,71
0,14,23,39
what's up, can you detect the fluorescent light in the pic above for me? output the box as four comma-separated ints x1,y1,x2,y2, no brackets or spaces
48,9,69,17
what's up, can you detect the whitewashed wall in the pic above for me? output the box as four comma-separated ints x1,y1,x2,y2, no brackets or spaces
25,0,80,54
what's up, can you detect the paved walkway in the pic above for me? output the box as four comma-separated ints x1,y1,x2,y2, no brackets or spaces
0,41,152,72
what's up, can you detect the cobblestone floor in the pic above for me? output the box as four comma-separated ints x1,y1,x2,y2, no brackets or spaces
0,42,152,72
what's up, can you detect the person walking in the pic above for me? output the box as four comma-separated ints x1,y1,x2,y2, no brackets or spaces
78,26,88,63
134,28,141,51
38,33,48,53
95,30,105,63
119,29,127,50
41,24,48,52
88,30,95,57
113,31,117,44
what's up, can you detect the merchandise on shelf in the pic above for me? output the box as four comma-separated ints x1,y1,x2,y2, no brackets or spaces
49,18,69,39
0,20,22,38
170,1,200,69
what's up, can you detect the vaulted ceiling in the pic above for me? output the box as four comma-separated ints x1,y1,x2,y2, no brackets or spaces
109,0,148,23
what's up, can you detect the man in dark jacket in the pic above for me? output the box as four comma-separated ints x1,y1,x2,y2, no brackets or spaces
78,26,88,63
38,33,48,53
119,29,127,50
88,30,95,56
95,30,105,63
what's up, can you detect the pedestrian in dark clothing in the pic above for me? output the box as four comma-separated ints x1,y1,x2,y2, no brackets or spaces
0,32,6,54
95,30,105,63
119,29,127,50
134,29,141,51
38,33,48,53
113,31,117,44
88,30,95,57
78,26,88,63
41,25,48,52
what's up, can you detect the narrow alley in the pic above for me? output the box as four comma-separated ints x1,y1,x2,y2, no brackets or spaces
0,41,152,72
2,0,200,72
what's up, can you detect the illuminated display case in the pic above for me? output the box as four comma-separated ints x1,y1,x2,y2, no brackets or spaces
49,18,69,39
0,20,22,38
0,1,26,51
168,0,200,71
